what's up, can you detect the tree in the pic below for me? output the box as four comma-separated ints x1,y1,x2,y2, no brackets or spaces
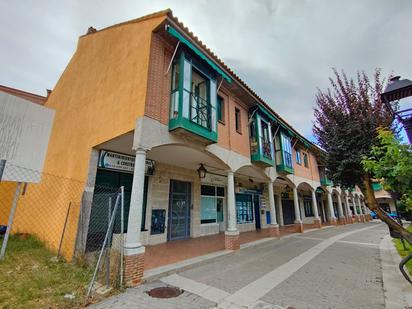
362,128,412,211
313,69,412,244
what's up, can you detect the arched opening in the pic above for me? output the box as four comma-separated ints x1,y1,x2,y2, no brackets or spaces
147,143,231,241
331,189,341,219
273,176,295,226
233,165,270,232
296,182,316,225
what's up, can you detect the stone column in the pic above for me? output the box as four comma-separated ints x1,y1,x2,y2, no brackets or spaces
357,199,365,222
352,197,359,222
225,171,239,250
327,190,337,225
124,148,147,286
311,189,322,228
276,194,284,226
336,194,346,225
267,182,280,238
293,187,303,233
345,195,353,223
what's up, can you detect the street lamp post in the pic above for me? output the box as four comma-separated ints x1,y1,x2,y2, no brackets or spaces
381,76,412,144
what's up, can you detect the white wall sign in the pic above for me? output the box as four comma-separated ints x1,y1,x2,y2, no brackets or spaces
98,150,134,172
0,92,55,183
201,173,226,186
98,150,155,175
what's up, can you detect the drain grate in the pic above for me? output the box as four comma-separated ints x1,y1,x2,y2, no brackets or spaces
147,287,183,299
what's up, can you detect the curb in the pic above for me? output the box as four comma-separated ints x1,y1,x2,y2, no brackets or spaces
380,235,412,308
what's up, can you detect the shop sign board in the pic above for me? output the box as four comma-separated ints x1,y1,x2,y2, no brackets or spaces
98,150,155,175
98,150,134,173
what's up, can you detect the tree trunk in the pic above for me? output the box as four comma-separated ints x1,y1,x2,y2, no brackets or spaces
362,173,412,245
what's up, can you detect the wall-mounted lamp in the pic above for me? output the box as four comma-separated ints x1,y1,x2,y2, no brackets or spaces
197,164,207,179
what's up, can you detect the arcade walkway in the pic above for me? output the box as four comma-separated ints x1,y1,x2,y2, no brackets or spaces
144,224,327,270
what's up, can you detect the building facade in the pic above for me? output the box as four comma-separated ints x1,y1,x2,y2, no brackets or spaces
4,10,373,285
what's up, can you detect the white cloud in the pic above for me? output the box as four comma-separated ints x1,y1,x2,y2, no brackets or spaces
1,0,411,139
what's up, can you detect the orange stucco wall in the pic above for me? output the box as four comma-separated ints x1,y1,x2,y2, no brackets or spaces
3,14,167,260
219,93,250,157
292,148,321,182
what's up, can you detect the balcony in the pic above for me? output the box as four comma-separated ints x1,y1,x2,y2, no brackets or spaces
168,52,218,144
276,151,294,174
372,182,383,191
249,110,275,167
320,177,333,186
275,131,294,174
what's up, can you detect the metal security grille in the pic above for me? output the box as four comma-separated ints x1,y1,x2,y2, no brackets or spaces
190,93,211,129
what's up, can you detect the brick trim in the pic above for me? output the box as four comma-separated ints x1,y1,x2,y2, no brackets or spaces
225,233,240,250
267,226,280,238
329,218,338,226
124,252,145,287
295,222,304,233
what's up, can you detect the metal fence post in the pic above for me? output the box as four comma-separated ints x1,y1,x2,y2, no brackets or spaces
105,197,112,288
57,202,72,259
120,186,124,288
0,182,22,260
86,193,120,299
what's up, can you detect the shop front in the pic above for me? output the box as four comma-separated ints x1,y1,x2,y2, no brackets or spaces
85,150,152,252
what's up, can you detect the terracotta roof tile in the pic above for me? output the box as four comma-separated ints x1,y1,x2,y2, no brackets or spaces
0,84,46,105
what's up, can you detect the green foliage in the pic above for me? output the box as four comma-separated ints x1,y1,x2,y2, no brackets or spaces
313,69,394,188
393,224,412,275
0,234,93,308
362,128,412,209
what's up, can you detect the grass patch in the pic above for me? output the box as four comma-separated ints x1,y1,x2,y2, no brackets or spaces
0,234,93,308
393,224,412,275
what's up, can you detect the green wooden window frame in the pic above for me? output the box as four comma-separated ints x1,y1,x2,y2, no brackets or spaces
303,152,309,168
280,132,293,168
235,108,241,133
217,96,224,123
168,51,218,142
249,111,275,166
296,149,301,165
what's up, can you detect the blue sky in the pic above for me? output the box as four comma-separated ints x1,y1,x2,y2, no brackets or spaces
1,0,411,140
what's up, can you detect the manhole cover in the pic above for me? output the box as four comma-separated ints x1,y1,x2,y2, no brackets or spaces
147,287,183,298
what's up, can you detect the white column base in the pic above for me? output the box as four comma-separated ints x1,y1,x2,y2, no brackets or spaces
124,244,145,256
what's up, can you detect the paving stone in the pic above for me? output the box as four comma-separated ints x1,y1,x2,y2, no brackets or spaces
91,281,215,309
91,223,388,309
260,240,386,309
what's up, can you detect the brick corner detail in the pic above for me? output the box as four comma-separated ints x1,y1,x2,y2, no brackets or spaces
124,252,145,287
295,222,304,233
268,226,280,238
225,233,240,250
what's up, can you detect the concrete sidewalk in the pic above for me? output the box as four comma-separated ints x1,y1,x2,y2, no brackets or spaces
92,222,409,309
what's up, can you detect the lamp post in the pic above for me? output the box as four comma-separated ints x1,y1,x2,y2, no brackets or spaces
381,76,412,144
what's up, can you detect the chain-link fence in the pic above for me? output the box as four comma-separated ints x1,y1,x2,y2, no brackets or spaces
85,185,126,297
0,163,85,260
0,163,127,304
